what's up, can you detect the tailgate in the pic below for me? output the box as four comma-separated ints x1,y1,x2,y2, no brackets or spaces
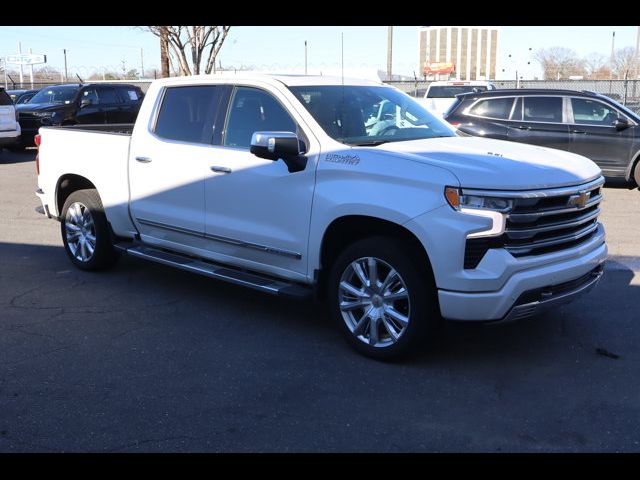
0,106,17,131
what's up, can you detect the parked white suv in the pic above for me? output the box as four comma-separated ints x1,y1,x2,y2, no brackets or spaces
422,80,496,117
34,74,606,359
0,87,21,150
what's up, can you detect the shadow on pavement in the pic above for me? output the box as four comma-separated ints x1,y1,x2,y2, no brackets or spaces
0,148,37,164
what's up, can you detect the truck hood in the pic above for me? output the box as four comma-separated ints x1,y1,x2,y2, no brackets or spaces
373,136,602,190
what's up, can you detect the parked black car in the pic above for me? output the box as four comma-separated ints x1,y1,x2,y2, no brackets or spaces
15,83,144,147
444,89,640,186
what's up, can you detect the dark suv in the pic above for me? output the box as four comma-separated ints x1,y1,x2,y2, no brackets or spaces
444,89,640,186
16,83,144,147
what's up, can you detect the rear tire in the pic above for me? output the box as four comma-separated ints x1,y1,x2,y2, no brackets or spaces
327,236,441,360
60,189,119,271
634,160,640,188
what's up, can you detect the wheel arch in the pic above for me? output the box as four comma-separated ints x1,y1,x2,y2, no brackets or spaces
55,174,97,217
316,215,434,300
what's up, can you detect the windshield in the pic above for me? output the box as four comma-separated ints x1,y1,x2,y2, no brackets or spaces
288,85,456,146
29,87,79,105
427,85,488,98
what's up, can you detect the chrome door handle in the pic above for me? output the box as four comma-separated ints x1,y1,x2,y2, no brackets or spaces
210,166,232,174
135,156,152,163
571,130,587,134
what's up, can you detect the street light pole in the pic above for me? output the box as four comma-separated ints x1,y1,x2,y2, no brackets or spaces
63,49,68,82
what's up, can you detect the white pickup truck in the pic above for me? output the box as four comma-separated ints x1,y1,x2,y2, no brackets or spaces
35,74,607,359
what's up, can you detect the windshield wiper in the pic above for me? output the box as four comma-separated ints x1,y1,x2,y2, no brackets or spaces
352,140,392,146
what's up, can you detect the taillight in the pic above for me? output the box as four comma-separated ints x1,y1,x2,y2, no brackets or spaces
449,121,461,126
35,134,41,175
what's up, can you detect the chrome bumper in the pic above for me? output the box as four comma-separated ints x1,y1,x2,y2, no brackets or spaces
499,264,604,323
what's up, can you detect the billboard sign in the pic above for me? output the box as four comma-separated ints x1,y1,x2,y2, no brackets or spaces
5,54,47,65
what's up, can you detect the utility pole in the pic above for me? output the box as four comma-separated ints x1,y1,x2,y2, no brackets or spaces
160,27,170,78
18,42,24,86
635,26,640,79
63,49,68,82
387,26,394,81
304,40,308,75
140,48,144,79
29,48,34,89
610,30,616,80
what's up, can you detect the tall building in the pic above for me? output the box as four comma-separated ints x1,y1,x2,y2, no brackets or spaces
419,26,500,80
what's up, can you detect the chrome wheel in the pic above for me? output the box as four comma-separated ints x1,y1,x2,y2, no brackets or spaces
338,256,411,348
64,202,96,262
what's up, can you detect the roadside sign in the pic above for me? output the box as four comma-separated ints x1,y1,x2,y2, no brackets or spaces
5,53,47,65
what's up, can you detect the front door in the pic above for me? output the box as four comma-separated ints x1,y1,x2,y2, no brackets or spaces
567,96,635,176
204,86,317,278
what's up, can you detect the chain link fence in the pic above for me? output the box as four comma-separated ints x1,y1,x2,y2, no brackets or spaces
386,79,640,113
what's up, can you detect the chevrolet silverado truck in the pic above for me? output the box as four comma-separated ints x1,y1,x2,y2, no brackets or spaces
35,74,607,359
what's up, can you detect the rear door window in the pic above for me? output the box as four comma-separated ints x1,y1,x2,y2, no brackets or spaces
523,96,563,123
468,97,515,119
96,87,121,104
154,85,225,145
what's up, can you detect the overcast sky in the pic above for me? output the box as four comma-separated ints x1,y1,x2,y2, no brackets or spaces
0,26,638,80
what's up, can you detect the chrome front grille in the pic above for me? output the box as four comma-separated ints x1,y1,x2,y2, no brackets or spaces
463,177,605,268
504,179,603,257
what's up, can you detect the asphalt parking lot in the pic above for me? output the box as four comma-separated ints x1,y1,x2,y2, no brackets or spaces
1,148,639,452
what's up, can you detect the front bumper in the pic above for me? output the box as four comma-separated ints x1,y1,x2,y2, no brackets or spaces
437,236,607,321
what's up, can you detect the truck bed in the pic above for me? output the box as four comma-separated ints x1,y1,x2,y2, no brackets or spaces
37,124,136,237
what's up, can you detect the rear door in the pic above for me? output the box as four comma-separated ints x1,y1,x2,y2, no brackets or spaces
567,96,635,176
460,96,515,139
115,86,143,123
76,87,106,124
129,84,227,250
95,86,123,123
507,95,570,150
0,89,18,132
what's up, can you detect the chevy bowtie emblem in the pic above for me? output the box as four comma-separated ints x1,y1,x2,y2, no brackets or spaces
568,190,591,209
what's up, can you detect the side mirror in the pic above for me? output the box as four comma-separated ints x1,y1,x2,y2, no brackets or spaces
613,117,630,130
80,98,93,108
250,131,307,173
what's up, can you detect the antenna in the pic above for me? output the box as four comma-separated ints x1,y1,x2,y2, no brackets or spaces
76,73,84,84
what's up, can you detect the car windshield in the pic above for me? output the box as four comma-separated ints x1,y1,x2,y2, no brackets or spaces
427,85,488,98
288,85,456,146
29,87,79,105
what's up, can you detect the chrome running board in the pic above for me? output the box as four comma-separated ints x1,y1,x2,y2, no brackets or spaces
114,242,312,300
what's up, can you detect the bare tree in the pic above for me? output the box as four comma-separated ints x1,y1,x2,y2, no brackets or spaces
613,46,639,79
534,47,585,80
583,53,611,80
144,26,231,76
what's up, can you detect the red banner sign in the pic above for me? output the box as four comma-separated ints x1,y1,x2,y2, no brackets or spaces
423,62,456,75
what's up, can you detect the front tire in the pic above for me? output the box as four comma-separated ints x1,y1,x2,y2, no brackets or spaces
60,189,119,271
328,236,441,360
634,160,640,188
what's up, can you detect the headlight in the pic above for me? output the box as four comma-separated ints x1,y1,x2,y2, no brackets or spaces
444,187,513,212
444,187,511,238
35,111,55,118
